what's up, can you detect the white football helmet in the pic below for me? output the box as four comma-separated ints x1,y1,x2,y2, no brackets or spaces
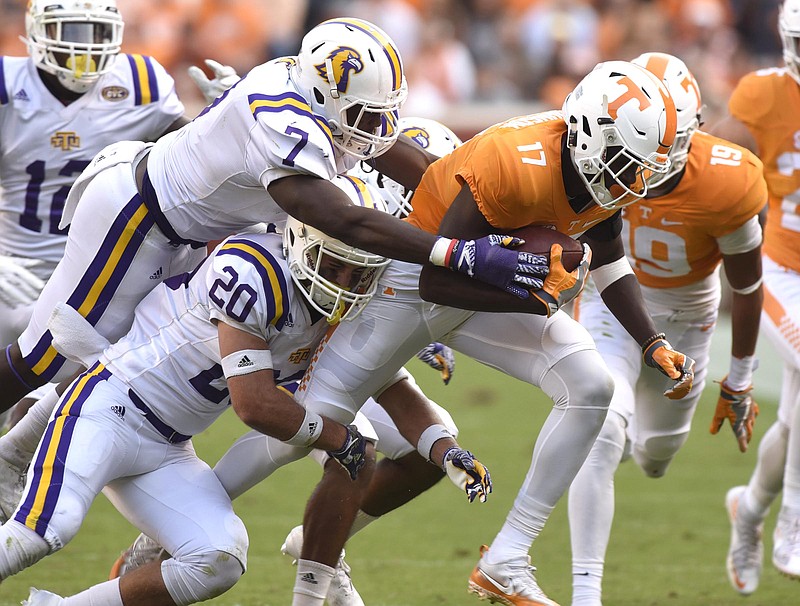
562,60,677,210
24,0,124,93
632,52,702,188
294,18,408,161
283,175,391,324
780,0,800,84
351,117,462,217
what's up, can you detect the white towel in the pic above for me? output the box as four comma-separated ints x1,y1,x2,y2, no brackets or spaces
47,302,110,367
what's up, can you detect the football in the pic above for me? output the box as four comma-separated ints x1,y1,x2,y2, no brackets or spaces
508,225,584,272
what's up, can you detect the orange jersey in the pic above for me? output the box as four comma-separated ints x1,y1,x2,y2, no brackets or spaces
623,131,766,288
729,67,800,273
406,112,616,236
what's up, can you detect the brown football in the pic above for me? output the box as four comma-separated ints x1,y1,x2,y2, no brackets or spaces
508,225,584,272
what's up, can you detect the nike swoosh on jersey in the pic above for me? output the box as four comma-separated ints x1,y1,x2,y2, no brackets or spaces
660,218,683,226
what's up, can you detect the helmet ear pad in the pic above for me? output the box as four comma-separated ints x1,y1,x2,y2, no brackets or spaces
25,0,124,93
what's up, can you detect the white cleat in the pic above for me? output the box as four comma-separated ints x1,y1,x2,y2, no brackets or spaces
773,507,800,581
21,587,64,605
468,544,560,606
0,456,26,523
281,525,364,606
725,486,763,595
108,533,166,579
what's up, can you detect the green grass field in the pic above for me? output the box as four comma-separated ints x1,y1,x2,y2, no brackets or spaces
1,354,796,606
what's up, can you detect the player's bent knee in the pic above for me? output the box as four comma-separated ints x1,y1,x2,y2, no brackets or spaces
559,352,615,410
633,432,689,478
162,549,246,605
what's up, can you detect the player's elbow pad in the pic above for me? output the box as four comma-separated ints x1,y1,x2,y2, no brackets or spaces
591,257,634,293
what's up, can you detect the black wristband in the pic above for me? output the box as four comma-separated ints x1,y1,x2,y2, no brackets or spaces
641,332,666,353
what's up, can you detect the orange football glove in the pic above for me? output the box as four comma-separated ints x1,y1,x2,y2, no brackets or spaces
710,379,759,453
531,243,592,317
642,337,695,400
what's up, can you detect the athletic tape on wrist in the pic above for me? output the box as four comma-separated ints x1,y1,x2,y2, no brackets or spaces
417,423,453,462
430,237,455,267
221,349,272,378
285,409,324,446
726,355,757,391
591,257,634,293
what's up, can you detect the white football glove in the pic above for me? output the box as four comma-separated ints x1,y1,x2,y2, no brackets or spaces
0,254,45,310
187,59,239,104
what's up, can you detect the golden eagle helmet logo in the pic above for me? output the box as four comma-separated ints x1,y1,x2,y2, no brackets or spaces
401,127,431,149
314,47,364,94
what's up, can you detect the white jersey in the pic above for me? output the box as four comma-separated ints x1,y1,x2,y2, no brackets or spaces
147,57,357,242
0,54,183,264
99,231,328,437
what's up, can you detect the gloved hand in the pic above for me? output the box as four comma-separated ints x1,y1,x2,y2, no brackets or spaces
416,342,455,385
443,447,492,503
531,243,592,316
0,254,45,310
642,335,695,400
187,59,240,104
442,235,549,298
327,425,368,480
710,379,759,453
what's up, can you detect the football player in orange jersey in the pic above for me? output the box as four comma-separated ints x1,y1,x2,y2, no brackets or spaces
712,0,800,592
567,52,765,606
269,60,695,606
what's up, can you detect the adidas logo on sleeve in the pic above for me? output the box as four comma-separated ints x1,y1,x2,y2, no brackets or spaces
237,355,254,368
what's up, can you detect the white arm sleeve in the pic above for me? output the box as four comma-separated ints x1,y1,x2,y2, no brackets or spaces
717,215,763,255
591,256,635,293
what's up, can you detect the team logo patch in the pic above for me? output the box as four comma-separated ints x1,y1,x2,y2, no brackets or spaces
101,86,129,101
401,127,431,149
288,348,311,364
315,47,363,94
51,131,80,151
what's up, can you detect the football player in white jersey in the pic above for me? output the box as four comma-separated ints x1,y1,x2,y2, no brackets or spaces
566,53,765,606
712,0,800,591
0,0,189,429
0,175,491,606
0,16,544,439
109,118,471,606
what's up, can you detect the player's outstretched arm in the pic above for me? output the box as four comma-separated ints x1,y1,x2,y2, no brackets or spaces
269,176,542,296
584,233,695,400
376,375,491,503
218,322,365,477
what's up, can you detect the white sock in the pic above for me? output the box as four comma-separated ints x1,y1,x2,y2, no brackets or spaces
0,386,60,469
571,564,603,606
783,388,800,510
292,559,334,606
486,494,550,565
568,413,626,606
744,421,789,520
63,579,122,605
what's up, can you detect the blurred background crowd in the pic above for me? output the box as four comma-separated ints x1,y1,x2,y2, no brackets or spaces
0,0,786,134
